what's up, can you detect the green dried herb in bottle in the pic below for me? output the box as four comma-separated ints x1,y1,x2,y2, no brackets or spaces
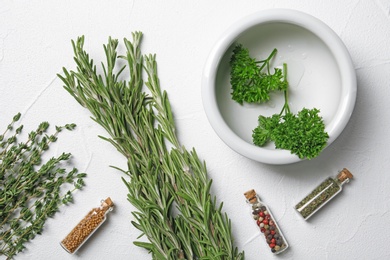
295,168,353,220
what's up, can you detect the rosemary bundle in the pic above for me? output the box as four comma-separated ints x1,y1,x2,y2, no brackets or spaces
0,114,86,259
59,32,244,259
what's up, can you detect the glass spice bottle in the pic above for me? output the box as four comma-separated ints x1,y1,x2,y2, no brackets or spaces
295,168,353,220
60,197,114,254
244,189,289,254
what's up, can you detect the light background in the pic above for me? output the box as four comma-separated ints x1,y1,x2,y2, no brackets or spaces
1,0,389,259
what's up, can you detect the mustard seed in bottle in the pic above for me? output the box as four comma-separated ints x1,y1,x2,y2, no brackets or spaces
60,197,114,254
295,168,353,220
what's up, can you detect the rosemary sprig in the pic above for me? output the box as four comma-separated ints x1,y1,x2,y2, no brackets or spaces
59,32,244,259
0,114,86,259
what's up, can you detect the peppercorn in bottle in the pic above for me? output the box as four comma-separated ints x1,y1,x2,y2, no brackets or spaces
295,168,353,220
60,197,114,254
244,189,289,254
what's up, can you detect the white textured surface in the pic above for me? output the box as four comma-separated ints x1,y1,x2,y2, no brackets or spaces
1,1,389,259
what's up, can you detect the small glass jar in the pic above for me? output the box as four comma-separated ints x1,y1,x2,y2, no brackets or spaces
60,197,114,254
295,168,353,220
244,189,289,254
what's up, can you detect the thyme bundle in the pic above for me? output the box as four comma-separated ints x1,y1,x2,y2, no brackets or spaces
59,32,244,259
0,114,86,259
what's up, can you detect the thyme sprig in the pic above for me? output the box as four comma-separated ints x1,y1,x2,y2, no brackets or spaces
59,32,244,259
0,114,86,259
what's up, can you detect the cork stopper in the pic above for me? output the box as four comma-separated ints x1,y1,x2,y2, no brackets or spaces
102,197,114,209
244,189,258,204
337,168,353,183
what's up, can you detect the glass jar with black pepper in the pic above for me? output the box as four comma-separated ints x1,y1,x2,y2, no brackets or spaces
244,189,289,254
295,168,353,220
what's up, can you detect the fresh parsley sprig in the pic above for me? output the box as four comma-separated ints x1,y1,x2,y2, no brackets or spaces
230,44,287,104
252,64,329,159
230,44,328,159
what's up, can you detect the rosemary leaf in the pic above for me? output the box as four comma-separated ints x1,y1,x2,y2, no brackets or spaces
59,32,244,259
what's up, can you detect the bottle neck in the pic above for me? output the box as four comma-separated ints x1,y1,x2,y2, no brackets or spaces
99,197,114,213
335,177,349,186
